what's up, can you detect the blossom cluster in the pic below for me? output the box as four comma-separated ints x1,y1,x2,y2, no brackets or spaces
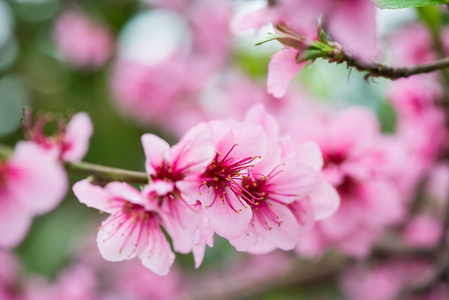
73,104,340,275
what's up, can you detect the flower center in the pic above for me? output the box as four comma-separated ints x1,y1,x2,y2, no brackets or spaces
200,144,261,212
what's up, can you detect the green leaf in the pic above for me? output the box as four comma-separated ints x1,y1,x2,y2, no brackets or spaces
376,0,448,9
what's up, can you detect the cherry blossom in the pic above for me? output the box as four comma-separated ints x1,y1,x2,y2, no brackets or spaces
73,180,175,275
141,123,215,256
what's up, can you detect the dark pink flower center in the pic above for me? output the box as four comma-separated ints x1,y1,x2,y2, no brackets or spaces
337,175,358,198
201,144,260,212
152,160,185,183
323,151,346,168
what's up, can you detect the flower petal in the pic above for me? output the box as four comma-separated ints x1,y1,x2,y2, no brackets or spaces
202,188,252,240
141,134,170,176
253,201,301,250
73,179,116,213
308,181,340,221
139,232,175,276
0,199,32,249
267,49,305,98
8,141,67,215
63,112,93,162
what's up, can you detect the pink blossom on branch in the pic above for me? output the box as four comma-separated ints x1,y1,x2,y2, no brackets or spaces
73,180,175,275
141,123,215,263
0,142,67,249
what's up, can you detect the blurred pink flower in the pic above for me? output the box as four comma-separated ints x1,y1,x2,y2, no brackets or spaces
108,260,183,300
402,214,442,248
341,259,434,300
53,8,113,69
388,23,435,66
389,78,447,170
25,264,100,300
0,142,67,249
24,112,93,162
73,180,175,275
293,108,405,257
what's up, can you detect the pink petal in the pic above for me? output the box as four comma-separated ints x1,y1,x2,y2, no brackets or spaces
202,188,252,240
270,160,318,203
229,226,258,252
139,232,175,276
329,107,379,154
73,179,116,213
233,6,278,31
104,182,145,206
162,203,201,254
141,134,170,176
267,49,305,98
62,112,93,162
0,199,32,248
308,181,340,220
230,122,267,162
193,215,214,268
247,238,277,255
8,141,67,215
327,0,379,60
288,199,315,236
295,141,324,171
96,215,147,262
244,103,280,138
170,122,215,172
144,180,174,197
253,201,301,251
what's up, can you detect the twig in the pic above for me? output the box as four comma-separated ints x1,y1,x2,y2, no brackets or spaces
0,143,149,184
326,50,449,81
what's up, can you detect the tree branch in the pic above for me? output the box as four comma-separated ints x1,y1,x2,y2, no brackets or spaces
326,50,449,81
0,143,149,184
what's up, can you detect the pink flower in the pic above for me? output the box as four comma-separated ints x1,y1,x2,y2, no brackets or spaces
190,120,267,240
0,142,67,249
24,112,93,162
229,145,319,252
53,8,113,69
141,123,215,257
228,104,337,253
73,180,175,275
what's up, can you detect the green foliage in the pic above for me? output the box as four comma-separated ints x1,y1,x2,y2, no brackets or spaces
376,0,448,9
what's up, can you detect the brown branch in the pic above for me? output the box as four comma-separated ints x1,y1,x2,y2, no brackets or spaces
326,50,449,81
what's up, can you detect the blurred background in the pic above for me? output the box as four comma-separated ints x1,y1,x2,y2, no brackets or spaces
0,0,439,299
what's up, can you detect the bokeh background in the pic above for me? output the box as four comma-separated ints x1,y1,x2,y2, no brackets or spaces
0,0,437,299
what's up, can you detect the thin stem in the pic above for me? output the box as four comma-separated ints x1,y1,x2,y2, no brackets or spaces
65,161,149,184
0,143,149,184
